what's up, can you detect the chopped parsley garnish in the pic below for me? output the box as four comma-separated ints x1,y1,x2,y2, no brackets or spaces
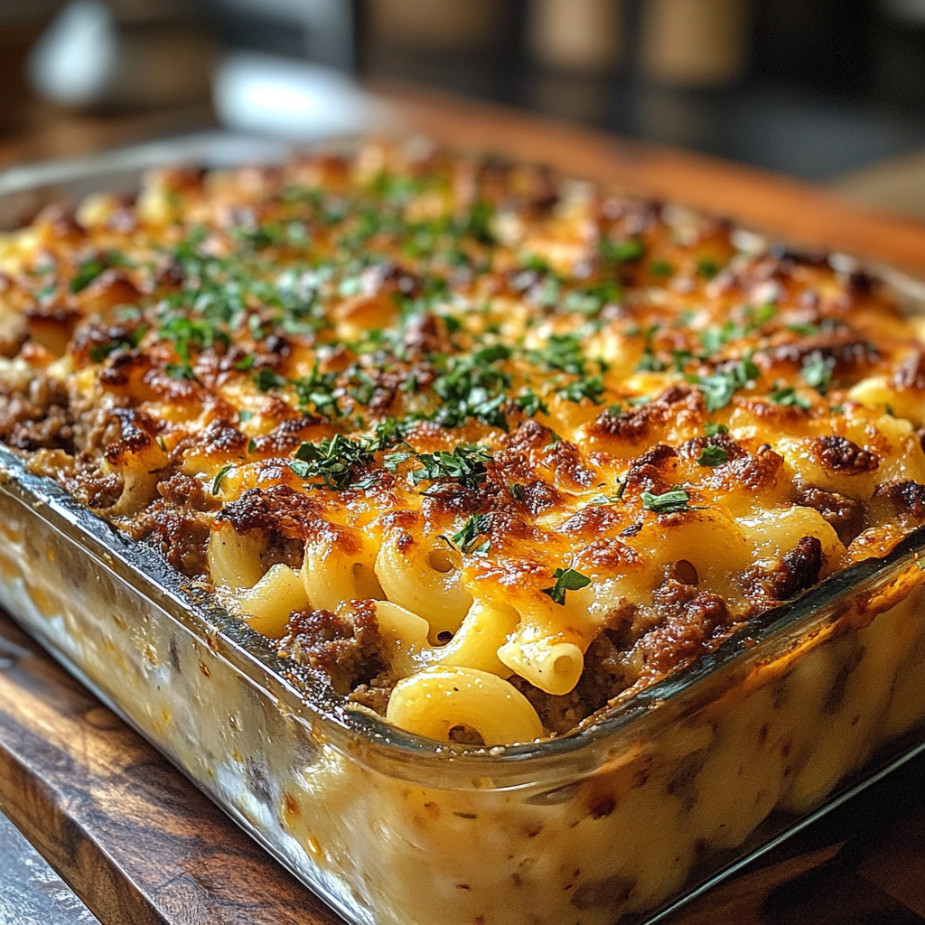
165,362,197,381
769,385,812,409
641,488,691,513
695,355,760,413
293,363,343,417
290,434,377,490
747,303,777,326
800,352,834,394
563,279,622,316
590,479,626,505
649,259,674,277
704,422,729,437
541,567,592,605
599,237,646,264
696,257,720,280
371,417,409,450
430,345,513,430
160,315,230,361
531,332,594,376
699,321,743,356
87,325,147,363
786,322,821,336
519,253,553,274
383,450,414,473
410,445,493,490
253,368,289,392
69,258,106,293
515,389,549,417
558,376,604,404
635,325,666,373
211,464,234,494
697,446,729,466
465,200,496,245
233,220,310,251
450,514,493,553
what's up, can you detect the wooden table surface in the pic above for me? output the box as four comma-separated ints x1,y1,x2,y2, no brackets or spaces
2,83,925,925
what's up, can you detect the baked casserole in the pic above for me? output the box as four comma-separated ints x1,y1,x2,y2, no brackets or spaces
1,139,924,925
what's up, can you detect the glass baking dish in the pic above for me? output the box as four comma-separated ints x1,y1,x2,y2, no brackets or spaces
2,134,925,925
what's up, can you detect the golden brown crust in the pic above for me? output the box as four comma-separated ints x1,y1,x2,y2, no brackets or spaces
2,139,925,735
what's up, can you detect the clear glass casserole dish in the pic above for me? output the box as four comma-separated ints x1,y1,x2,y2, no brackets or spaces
1,133,925,925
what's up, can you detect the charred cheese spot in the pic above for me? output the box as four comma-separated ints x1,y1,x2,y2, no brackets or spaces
811,435,880,476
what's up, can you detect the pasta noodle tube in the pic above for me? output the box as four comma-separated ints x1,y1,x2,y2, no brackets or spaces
385,665,543,745
208,522,264,589
236,564,309,638
375,533,472,639
630,508,753,600
740,506,844,570
301,528,384,612
374,598,518,678
498,622,585,696
432,598,519,677
849,375,925,427
371,600,431,677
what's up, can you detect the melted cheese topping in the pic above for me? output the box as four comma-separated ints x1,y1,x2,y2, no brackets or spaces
2,141,924,742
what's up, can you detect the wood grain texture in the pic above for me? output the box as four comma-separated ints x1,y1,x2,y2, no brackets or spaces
0,610,343,925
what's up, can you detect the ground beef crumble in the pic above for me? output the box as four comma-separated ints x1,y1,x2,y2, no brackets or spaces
280,602,389,696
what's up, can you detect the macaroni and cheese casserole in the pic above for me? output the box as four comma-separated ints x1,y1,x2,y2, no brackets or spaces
2,141,925,746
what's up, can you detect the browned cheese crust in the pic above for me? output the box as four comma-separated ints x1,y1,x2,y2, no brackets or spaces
1,141,924,738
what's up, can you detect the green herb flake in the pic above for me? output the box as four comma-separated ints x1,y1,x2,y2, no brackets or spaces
69,259,106,293
649,259,674,278
253,368,289,392
695,355,759,413
563,279,622,316
641,488,691,514
769,386,812,409
450,514,493,553
211,464,234,495
383,450,414,473
697,446,729,467
599,237,646,264
800,352,834,394
558,376,604,404
541,567,592,606
87,325,147,363
696,257,720,280
289,434,378,491
786,321,820,336
410,445,493,491
704,422,729,437
165,362,197,381
515,390,549,417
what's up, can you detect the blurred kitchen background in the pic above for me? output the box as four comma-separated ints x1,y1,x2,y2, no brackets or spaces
1,0,924,216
